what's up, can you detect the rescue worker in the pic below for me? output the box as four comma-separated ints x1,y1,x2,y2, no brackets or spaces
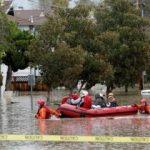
35,99,61,119
61,91,79,104
68,90,92,109
106,92,118,107
138,98,148,114
81,91,92,109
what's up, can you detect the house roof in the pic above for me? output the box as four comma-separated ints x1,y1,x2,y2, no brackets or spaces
12,67,31,77
14,10,47,26
7,14,17,22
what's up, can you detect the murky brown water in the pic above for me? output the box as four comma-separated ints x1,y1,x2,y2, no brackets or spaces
0,95,150,150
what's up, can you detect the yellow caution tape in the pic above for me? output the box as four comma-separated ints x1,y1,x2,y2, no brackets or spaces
0,134,150,143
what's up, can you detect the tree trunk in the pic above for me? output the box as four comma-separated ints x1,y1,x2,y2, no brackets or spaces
47,89,51,105
106,85,112,96
125,85,128,93
78,81,86,92
106,82,114,94
0,73,3,86
5,65,12,91
138,73,143,90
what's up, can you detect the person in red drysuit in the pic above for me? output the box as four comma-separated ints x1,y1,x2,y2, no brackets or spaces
80,95,92,109
68,90,92,109
35,99,61,119
61,91,79,104
138,98,148,114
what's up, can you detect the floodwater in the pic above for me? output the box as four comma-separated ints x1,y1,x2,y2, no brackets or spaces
0,95,150,150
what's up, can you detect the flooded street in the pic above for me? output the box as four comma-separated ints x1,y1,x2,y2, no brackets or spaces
0,0,149,149
0,95,149,150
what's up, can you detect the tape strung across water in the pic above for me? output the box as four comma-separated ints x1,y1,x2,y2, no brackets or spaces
0,134,150,143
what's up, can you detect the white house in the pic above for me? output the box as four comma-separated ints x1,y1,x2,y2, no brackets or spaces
13,9,46,33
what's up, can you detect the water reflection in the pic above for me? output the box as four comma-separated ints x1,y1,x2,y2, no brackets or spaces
36,116,150,137
0,96,150,150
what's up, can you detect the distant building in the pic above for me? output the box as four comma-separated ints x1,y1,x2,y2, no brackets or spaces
7,9,48,91
16,10,46,32
0,1,49,92
11,67,47,91
7,9,47,34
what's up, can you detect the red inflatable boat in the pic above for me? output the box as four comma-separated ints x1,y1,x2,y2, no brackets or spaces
58,104,138,118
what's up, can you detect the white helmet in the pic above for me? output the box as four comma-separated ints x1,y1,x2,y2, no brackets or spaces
80,90,88,97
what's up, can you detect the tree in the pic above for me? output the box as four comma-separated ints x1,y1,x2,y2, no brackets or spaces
52,0,69,8
29,1,149,95
95,0,150,91
93,30,120,92
0,11,10,59
80,52,113,90
78,0,94,6
58,4,112,90
29,15,85,102
2,22,33,90
40,43,84,89
28,15,65,65
0,12,13,87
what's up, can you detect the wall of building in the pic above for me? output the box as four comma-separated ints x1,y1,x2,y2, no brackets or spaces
18,25,30,31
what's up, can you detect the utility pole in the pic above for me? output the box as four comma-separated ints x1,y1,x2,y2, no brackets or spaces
28,74,35,110
140,0,145,89
136,0,146,90
28,64,35,110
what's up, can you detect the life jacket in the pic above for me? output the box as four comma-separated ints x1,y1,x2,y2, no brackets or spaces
61,96,69,104
81,95,92,109
36,106,51,119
